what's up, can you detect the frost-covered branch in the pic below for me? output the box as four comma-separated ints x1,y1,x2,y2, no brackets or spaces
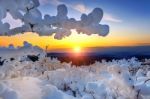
0,0,109,39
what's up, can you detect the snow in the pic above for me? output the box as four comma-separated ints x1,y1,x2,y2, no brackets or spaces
0,46,150,99
0,0,109,39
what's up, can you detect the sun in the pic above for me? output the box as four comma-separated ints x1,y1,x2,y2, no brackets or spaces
73,46,81,53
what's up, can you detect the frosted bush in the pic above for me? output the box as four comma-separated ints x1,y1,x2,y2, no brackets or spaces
0,47,150,99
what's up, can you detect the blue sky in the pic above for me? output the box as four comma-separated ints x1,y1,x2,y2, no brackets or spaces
39,0,150,21
39,0,150,35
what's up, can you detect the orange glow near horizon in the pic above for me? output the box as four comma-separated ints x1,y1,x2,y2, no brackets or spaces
73,46,81,53
0,30,150,51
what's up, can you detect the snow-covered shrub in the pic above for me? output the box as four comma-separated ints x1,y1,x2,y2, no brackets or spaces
0,47,150,99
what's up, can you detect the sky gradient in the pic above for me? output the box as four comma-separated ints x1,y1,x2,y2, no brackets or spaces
0,0,150,51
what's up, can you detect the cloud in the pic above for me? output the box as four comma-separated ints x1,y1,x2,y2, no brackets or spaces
73,4,89,13
40,0,90,13
103,13,122,23
40,0,121,23
0,0,109,39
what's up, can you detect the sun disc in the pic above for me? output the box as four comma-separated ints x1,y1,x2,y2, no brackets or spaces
74,46,81,53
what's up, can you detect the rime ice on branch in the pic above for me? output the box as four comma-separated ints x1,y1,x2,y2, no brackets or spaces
0,0,109,39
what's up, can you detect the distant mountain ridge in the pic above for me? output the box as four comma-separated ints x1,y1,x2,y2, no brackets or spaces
48,46,150,65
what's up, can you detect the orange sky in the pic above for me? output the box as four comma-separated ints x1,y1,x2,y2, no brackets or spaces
0,30,150,51
0,0,150,52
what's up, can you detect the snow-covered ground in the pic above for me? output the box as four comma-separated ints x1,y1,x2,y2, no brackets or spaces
0,45,150,99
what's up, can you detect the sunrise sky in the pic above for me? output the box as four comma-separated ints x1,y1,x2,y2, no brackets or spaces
0,0,150,51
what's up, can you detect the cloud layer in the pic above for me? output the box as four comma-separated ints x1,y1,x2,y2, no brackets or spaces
0,0,109,39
